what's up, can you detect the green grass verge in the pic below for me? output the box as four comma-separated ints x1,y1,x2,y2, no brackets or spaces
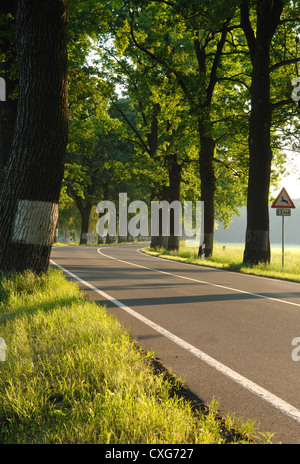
143,243,300,283
0,268,270,444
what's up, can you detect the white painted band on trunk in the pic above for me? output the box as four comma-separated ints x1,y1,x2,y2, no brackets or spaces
0,337,6,362
0,77,6,102
12,200,58,246
81,233,88,240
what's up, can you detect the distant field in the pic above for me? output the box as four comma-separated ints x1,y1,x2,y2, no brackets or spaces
206,242,300,251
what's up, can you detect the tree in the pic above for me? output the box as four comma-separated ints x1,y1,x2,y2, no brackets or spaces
105,0,245,256
68,0,291,258
95,36,193,249
0,0,68,273
57,189,81,243
0,1,18,191
241,0,300,264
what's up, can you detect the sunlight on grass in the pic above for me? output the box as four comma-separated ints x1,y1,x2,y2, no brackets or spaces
0,268,267,444
144,243,300,282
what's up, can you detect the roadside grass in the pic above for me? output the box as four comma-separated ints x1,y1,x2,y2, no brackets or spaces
0,268,269,444
143,243,300,283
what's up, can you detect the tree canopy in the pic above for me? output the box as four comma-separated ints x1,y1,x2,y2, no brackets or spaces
0,0,299,272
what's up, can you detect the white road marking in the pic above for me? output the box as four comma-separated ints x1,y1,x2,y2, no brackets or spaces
97,247,300,308
138,246,300,286
50,256,300,425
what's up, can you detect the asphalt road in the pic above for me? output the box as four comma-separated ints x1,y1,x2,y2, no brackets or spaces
50,244,300,444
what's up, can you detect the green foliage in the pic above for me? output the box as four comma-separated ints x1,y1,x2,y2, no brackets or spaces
62,0,299,235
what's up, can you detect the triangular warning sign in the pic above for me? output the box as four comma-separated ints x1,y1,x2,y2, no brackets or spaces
271,187,296,209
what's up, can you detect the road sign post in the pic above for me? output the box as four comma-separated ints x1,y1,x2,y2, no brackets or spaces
271,188,296,270
282,213,285,270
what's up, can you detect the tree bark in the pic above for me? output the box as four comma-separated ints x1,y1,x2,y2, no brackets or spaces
193,27,227,259
0,0,68,273
0,99,17,188
53,216,59,244
98,183,109,244
166,153,182,251
106,234,114,244
150,185,169,248
0,1,18,192
79,205,92,245
242,0,283,264
76,198,92,245
198,120,216,258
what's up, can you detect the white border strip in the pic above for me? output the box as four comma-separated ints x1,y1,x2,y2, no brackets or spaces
51,258,300,424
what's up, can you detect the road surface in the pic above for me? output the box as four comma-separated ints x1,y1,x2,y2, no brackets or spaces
50,244,300,444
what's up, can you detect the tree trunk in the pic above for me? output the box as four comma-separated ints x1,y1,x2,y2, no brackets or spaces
0,0,68,273
166,154,182,251
0,1,18,193
53,217,59,244
80,209,91,244
150,185,169,248
198,120,216,258
0,99,17,189
76,199,92,245
243,77,272,264
242,0,283,264
106,234,114,244
97,183,109,244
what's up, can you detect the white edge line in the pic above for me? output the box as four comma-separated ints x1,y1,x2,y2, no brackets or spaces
50,258,300,425
137,245,300,286
97,247,300,309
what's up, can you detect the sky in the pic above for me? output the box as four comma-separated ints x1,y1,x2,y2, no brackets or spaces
274,152,300,200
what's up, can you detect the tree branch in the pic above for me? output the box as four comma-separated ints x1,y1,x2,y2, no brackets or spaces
194,31,206,74
217,76,251,92
271,0,284,37
128,7,190,99
149,0,175,6
240,0,256,64
213,157,241,177
110,99,150,155
128,8,159,64
206,19,231,105
279,17,300,25
270,57,300,73
271,98,293,111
